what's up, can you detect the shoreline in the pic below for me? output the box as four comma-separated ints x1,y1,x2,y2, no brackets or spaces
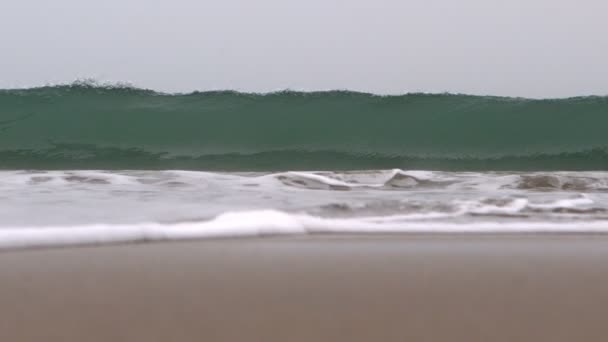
3,230,608,253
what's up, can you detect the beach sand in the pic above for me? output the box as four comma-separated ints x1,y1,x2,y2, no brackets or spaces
1,235,608,341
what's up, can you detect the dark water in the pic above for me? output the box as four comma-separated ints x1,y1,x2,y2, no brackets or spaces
1,83,607,170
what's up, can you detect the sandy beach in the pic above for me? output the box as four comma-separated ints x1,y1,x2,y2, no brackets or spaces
1,235,608,341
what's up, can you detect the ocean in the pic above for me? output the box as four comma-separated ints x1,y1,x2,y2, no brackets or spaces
1,83,607,249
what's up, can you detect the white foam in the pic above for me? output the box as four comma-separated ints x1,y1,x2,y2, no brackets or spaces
2,170,608,250
274,169,438,189
527,195,594,210
465,198,530,215
391,169,436,180
284,171,365,188
1,210,608,250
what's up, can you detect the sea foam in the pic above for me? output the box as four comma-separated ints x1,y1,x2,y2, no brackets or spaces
2,209,608,250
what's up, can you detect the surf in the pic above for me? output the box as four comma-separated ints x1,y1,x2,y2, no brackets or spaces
1,82,607,171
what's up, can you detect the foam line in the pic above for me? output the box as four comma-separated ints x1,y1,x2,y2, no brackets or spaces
1,210,608,250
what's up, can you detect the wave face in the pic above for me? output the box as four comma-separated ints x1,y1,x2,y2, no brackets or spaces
1,83,607,171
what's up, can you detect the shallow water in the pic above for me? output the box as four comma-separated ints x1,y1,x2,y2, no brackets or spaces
1,169,608,249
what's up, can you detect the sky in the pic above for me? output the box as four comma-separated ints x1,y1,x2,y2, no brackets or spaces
1,0,607,98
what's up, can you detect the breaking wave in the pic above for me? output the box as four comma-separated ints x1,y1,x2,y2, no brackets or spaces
1,82,607,170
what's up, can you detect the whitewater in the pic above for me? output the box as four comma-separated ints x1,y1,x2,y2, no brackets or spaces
1,169,608,249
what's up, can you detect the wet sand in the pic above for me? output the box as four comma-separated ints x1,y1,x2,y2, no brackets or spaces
1,235,608,341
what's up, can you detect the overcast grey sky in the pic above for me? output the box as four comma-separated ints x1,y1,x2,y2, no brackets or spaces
1,0,607,97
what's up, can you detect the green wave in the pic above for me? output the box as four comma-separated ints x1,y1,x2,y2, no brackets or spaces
1,83,607,171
